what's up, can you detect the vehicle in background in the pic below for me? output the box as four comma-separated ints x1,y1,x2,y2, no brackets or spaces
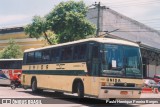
157,82,160,91
154,75,160,83
0,59,22,85
10,73,22,90
144,79,160,91
144,79,157,88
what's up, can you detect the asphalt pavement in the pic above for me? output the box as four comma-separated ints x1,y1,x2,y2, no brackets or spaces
0,86,160,107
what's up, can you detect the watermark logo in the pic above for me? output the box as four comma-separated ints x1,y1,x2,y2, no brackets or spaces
2,99,12,104
1,99,42,104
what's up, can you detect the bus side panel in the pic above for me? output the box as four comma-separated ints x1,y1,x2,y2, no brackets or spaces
36,75,93,95
39,75,99,96
22,74,32,86
22,74,98,96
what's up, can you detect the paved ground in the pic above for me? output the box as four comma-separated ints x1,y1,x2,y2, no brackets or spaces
0,86,160,107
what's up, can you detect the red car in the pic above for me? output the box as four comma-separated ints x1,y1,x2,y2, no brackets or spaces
154,75,160,83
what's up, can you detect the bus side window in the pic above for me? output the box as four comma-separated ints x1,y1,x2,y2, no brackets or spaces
23,53,27,65
3,61,8,69
35,51,42,63
61,48,65,61
91,45,100,76
73,44,87,61
79,44,87,60
51,48,60,62
26,52,34,64
42,50,50,62
73,45,79,60
61,47,73,61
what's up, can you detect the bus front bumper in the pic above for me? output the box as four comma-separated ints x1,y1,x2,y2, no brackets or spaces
98,86,142,98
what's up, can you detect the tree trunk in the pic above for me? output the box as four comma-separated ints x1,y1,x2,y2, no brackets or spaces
43,32,52,45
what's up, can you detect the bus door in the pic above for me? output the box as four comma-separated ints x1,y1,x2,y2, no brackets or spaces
88,42,100,96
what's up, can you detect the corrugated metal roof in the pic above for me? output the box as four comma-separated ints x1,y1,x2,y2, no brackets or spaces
87,7,160,51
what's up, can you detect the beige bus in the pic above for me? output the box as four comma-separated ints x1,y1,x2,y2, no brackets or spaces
22,38,143,99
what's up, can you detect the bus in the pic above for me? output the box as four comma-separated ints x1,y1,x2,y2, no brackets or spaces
22,38,143,98
0,59,22,85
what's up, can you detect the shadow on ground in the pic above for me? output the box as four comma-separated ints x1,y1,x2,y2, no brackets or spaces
17,89,138,107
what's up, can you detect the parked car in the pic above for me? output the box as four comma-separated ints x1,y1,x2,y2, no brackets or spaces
144,79,160,90
157,82,160,91
154,74,160,83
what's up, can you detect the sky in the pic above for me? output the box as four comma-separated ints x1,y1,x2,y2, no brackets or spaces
0,0,160,30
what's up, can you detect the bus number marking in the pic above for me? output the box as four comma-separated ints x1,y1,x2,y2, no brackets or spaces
46,65,48,69
29,66,31,70
33,65,35,70
56,64,65,70
41,65,43,70
107,78,121,83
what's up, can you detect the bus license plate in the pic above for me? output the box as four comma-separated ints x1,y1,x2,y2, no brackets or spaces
120,91,128,95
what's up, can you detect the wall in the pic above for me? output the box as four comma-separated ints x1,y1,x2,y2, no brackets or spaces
0,27,48,52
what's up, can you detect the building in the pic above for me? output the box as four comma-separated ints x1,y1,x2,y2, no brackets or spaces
0,26,47,51
87,6,160,78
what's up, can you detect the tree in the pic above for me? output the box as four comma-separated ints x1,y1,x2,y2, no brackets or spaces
0,39,22,59
46,0,96,43
24,0,96,44
24,16,52,45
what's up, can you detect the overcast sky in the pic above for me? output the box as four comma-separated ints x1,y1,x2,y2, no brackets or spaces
0,0,160,30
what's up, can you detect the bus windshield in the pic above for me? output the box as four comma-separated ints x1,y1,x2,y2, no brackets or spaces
102,44,142,78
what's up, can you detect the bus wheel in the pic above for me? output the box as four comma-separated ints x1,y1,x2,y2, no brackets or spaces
77,82,84,98
31,79,37,93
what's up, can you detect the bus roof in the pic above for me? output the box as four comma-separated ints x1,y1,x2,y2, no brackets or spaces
24,38,139,52
0,58,23,61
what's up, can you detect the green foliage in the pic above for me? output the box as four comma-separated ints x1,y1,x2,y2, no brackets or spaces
46,0,96,43
25,16,47,38
45,31,59,44
24,0,96,44
24,16,52,44
0,39,22,59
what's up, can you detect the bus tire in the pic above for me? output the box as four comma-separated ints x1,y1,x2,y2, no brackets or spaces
31,79,37,93
77,82,84,98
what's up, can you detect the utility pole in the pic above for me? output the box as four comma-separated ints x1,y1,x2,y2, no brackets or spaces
96,2,100,37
